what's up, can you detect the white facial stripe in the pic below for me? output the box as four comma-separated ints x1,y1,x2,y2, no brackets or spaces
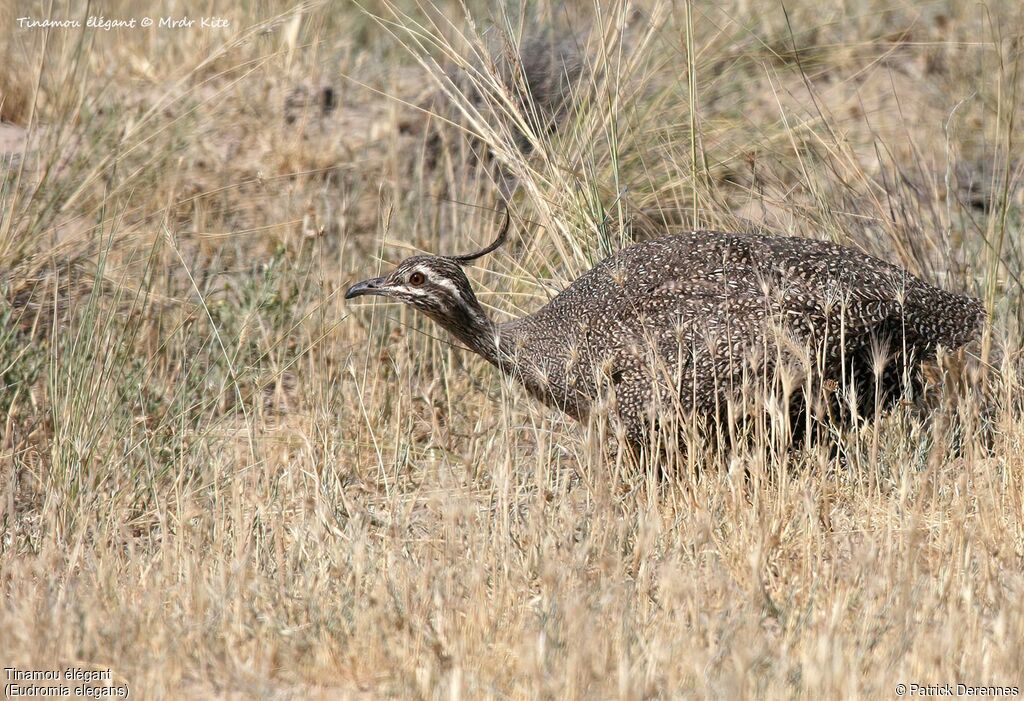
431,276,462,299
408,266,462,301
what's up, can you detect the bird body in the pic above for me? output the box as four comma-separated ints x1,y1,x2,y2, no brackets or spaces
347,218,984,448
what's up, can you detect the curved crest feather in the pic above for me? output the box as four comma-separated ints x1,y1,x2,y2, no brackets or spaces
448,207,511,264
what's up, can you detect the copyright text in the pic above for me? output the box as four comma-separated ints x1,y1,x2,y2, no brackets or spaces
16,15,230,31
895,683,1020,697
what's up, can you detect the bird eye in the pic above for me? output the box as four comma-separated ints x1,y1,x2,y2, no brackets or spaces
409,271,426,286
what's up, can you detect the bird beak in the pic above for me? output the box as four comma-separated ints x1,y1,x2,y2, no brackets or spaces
345,276,389,300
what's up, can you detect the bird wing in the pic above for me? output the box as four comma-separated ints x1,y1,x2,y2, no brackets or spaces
586,242,913,436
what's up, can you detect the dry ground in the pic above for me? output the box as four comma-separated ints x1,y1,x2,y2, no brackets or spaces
1,0,1023,698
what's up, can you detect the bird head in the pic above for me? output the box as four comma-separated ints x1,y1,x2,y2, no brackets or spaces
345,209,511,329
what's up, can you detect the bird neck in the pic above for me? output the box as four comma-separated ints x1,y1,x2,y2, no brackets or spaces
433,296,504,363
441,305,560,411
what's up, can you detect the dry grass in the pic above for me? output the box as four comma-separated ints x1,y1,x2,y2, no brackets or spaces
1,0,1023,698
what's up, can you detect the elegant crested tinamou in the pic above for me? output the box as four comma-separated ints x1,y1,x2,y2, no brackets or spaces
347,212,984,450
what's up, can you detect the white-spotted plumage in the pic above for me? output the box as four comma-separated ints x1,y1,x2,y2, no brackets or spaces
347,226,985,450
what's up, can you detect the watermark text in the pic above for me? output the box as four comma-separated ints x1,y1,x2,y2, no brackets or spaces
4,666,129,698
895,683,1020,697
16,15,230,31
